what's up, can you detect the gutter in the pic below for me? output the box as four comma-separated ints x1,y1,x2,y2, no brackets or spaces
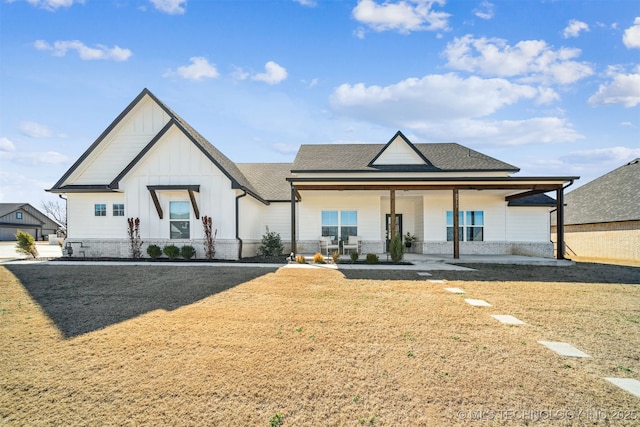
235,190,247,259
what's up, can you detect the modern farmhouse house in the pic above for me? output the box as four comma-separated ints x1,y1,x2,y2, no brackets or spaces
49,89,577,260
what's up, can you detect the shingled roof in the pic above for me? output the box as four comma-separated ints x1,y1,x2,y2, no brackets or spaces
563,158,640,225
292,140,519,173
237,163,293,202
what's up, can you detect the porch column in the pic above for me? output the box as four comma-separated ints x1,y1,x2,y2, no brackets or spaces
556,187,565,260
291,184,297,254
453,188,460,259
390,189,396,241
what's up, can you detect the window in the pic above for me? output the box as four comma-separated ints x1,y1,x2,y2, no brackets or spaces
321,211,338,239
16,212,23,219
447,210,483,241
321,210,357,240
170,201,190,239
113,204,125,217
95,204,106,217
340,210,358,239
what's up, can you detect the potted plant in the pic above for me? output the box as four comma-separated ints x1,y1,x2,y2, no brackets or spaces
404,232,416,249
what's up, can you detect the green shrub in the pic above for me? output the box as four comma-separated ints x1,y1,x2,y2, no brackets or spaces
15,230,38,258
257,226,284,257
389,234,404,263
146,244,162,259
163,244,180,260
350,252,359,263
181,245,196,260
366,253,378,264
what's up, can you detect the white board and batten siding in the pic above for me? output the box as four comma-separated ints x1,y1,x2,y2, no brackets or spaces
372,137,425,165
506,207,551,242
64,96,170,186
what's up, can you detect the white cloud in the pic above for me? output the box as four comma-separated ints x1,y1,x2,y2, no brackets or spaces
272,143,300,154
230,66,250,81
0,137,16,151
0,150,70,166
563,19,589,38
293,0,317,6
149,0,186,15
443,35,593,85
473,0,494,20
9,0,83,11
560,146,640,164
164,57,219,81
19,121,53,138
588,65,640,107
252,61,288,85
352,0,450,34
34,40,132,61
620,121,634,127
329,73,584,146
623,17,640,48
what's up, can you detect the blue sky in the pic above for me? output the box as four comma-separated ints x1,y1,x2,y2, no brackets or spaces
1,0,639,208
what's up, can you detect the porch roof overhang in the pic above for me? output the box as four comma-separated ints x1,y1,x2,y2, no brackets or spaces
286,176,579,201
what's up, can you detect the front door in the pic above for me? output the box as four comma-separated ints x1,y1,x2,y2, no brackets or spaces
385,214,403,251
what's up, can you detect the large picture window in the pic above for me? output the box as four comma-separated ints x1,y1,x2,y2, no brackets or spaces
321,210,357,240
170,201,190,239
447,210,483,241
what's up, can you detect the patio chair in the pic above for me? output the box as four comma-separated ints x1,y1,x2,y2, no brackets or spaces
319,236,339,256
342,235,361,255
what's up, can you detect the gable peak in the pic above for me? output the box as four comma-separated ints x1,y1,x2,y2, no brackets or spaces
368,131,432,167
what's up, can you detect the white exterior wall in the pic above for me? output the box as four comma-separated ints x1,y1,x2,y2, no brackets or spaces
66,97,170,185
506,206,552,242
67,193,127,239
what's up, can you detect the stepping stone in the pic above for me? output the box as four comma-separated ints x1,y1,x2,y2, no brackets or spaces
491,314,526,325
428,279,445,283
537,341,590,358
603,378,640,398
465,298,492,307
444,287,465,294
417,272,432,276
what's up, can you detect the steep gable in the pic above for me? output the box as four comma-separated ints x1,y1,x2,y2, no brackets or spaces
369,131,432,167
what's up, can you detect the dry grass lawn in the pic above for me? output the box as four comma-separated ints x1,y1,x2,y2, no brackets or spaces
1,263,639,426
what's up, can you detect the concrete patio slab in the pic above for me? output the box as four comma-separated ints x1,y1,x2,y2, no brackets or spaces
537,341,590,358
603,378,640,398
444,287,465,294
491,314,526,325
417,272,432,276
465,299,492,307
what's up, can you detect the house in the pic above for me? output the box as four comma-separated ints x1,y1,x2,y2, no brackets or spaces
551,159,640,262
48,88,577,260
0,203,60,241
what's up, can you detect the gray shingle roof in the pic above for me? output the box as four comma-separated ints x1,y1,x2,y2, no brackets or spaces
508,193,556,207
292,142,518,172
236,163,293,201
564,158,640,225
0,203,26,218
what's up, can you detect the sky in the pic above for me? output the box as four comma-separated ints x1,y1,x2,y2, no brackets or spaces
1,0,639,210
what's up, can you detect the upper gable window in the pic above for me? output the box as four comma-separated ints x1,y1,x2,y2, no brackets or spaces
16,212,23,220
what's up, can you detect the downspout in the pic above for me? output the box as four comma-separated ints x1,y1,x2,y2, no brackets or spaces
58,194,68,238
235,190,247,260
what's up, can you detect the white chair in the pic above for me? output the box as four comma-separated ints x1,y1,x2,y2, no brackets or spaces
320,236,339,256
342,235,361,255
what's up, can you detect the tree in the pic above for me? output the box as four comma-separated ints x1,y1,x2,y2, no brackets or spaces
15,230,38,258
41,200,66,235
389,234,404,264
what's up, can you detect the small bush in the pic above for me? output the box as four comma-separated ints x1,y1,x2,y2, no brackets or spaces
331,250,340,263
146,244,162,259
313,252,325,264
181,245,196,260
389,234,404,263
366,253,379,264
296,255,306,264
163,244,180,260
258,226,284,257
350,252,359,263
15,230,38,258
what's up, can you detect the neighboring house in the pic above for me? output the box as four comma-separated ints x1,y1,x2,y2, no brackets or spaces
551,159,640,262
0,203,60,241
48,89,577,260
